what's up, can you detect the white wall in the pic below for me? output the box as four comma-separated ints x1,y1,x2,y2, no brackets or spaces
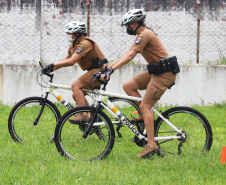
1,64,225,106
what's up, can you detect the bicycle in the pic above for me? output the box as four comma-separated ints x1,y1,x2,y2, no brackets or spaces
54,73,213,161
8,62,142,144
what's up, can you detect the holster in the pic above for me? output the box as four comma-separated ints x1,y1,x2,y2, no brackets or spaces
87,58,108,71
170,56,180,74
147,56,180,75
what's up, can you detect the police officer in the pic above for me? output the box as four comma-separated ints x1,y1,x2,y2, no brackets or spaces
101,9,177,158
43,21,108,121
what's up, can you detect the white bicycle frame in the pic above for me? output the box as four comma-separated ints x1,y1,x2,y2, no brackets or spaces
46,81,184,142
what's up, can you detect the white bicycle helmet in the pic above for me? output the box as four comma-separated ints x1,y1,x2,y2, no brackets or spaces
65,22,87,34
121,9,146,26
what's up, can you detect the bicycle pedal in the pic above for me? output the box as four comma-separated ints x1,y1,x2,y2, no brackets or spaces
47,135,55,144
156,148,167,158
69,119,79,124
69,119,90,124
142,149,158,159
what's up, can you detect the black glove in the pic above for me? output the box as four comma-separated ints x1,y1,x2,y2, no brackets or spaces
99,65,108,74
102,67,114,79
42,63,55,73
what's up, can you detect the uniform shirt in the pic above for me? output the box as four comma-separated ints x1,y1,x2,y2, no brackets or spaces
67,35,105,71
130,28,169,64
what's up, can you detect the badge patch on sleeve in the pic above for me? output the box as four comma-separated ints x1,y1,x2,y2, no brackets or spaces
135,35,143,44
76,45,83,53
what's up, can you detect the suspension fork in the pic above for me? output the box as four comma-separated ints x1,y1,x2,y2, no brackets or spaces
33,92,49,125
82,102,101,138
33,73,54,126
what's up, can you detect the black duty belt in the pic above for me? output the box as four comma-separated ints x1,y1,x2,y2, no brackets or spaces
147,56,180,75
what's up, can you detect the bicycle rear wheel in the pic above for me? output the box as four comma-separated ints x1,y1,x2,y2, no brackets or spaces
54,106,115,161
154,106,213,155
8,97,61,144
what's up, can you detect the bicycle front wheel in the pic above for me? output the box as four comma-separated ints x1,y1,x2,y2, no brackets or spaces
55,106,115,161
8,97,61,144
154,106,213,155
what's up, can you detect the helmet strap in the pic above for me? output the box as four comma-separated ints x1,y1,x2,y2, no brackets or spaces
72,33,81,43
73,33,80,37
127,23,141,35
134,23,141,33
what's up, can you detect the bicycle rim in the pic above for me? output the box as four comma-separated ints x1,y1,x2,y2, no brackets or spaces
155,106,212,155
55,106,115,161
8,97,61,144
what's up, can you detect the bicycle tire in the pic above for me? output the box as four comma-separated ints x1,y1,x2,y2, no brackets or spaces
8,96,61,144
154,106,213,155
54,106,115,161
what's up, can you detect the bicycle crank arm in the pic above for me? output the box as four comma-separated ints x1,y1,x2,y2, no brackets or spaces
116,124,123,138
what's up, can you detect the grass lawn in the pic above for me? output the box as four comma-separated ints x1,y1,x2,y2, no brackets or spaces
0,102,225,184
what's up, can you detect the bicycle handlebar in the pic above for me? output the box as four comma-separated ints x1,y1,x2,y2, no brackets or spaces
39,61,54,79
39,61,108,87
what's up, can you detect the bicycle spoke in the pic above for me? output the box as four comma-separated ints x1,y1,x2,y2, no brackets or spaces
55,106,115,161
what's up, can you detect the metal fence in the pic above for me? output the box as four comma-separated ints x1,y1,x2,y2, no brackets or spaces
0,0,225,65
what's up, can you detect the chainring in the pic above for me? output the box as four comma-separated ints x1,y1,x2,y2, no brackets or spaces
133,122,146,147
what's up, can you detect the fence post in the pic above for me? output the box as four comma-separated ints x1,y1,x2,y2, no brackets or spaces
35,0,41,31
35,0,42,61
196,0,201,64
86,0,90,37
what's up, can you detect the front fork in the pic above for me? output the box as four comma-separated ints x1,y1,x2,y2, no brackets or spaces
33,88,73,126
33,93,49,125
82,103,100,138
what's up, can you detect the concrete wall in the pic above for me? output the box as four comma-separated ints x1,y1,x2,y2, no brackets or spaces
1,64,225,106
